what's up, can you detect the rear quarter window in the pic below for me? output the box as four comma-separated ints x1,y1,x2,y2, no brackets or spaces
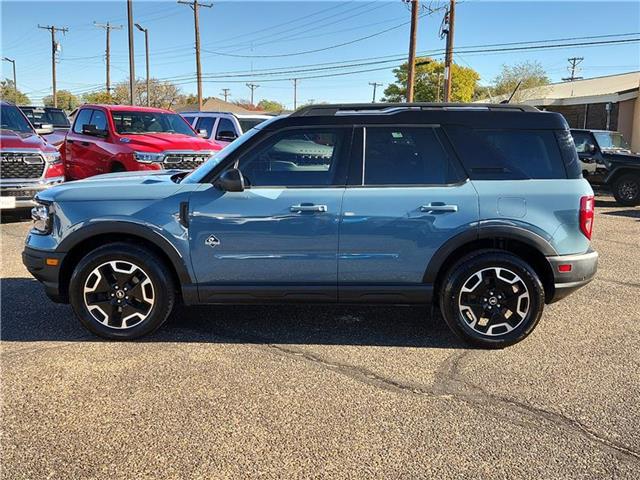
445,126,569,180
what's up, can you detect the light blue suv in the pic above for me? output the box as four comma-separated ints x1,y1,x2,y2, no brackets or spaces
23,103,598,348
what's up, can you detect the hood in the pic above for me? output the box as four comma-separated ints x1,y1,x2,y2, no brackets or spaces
602,150,640,166
118,132,221,152
36,170,190,203
0,129,57,153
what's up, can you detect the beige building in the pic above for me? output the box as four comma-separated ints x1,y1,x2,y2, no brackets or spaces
176,97,265,114
478,71,640,151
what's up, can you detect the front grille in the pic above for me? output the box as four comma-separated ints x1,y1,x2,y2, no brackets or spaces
162,153,210,170
0,152,45,179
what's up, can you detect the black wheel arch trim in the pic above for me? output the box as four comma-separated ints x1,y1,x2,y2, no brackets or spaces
56,221,193,285
605,165,640,184
422,223,558,284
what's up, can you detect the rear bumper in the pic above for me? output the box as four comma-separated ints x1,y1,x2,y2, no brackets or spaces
22,246,66,303
0,177,64,209
546,249,598,303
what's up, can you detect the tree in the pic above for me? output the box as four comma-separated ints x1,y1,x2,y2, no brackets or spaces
82,91,115,104
112,78,183,109
257,99,285,113
492,61,550,101
382,57,479,103
0,79,30,104
43,90,79,110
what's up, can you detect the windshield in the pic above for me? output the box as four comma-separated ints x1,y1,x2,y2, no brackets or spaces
21,107,70,128
111,111,196,136
594,132,631,151
0,104,34,133
238,118,268,133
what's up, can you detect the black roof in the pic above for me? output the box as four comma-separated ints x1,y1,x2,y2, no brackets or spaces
291,102,539,117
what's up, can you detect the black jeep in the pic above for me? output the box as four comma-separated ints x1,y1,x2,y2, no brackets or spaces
571,129,640,206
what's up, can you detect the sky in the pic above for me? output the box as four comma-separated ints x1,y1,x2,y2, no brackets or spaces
1,0,639,108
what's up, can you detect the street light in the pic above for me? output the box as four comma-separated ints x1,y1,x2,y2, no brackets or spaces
2,57,17,103
134,23,150,107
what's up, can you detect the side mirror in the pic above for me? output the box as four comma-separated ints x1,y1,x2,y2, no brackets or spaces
198,129,208,138
586,144,597,154
214,168,245,192
217,130,238,142
82,124,108,137
35,124,54,135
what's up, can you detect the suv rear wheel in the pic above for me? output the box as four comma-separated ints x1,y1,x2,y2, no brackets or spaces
69,243,175,340
612,173,640,206
439,250,545,348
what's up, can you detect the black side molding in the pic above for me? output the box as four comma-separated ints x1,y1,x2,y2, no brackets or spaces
179,201,189,228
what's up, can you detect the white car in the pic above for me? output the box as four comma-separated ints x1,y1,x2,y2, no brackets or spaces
181,111,273,147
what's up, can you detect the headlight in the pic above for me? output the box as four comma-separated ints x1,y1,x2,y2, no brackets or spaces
31,201,53,235
42,151,61,164
134,152,164,163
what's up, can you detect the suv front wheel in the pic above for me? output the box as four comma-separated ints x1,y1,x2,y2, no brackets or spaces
612,173,640,206
69,243,175,340
439,250,545,348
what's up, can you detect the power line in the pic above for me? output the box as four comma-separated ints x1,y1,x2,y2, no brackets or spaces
246,83,259,105
562,57,584,81
37,24,69,107
368,82,383,103
94,22,123,94
221,88,231,102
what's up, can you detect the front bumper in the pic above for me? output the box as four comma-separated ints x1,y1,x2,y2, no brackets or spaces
0,177,64,209
22,246,66,303
546,249,598,303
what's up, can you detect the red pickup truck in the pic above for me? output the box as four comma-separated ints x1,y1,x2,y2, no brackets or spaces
63,104,222,180
0,101,65,210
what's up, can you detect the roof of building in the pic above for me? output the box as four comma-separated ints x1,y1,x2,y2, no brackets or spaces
476,71,640,106
175,97,266,114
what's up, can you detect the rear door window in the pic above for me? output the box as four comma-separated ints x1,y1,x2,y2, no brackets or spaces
445,127,567,180
195,117,215,138
73,109,94,134
363,126,464,185
216,117,237,140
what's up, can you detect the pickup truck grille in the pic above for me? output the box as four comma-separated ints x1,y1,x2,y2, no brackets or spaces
162,153,210,170
0,152,45,179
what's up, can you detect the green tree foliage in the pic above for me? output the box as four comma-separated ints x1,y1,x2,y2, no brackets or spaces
382,57,480,103
492,61,550,101
112,78,183,109
43,90,80,110
82,91,115,104
257,99,285,113
0,79,30,105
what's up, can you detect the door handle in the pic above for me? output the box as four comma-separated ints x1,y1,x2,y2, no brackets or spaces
290,204,328,213
420,204,458,213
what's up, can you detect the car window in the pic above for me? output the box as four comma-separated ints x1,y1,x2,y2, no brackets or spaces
238,118,267,132
73,109,94,134
89,110,107,131
0,104,33,133
571,131,594,153
237,128,347,187
446,127,567,180
111,111,195,136
216,118,237,140
195,117,215,138
364,127,462,185
182,116,195,126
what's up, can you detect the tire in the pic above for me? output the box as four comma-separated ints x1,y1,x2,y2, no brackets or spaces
439,249,545,349
612,173,640,206
69,242,175,340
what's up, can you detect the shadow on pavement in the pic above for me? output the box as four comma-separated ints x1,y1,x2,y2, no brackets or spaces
1,277,464,349
0,211,31,224
601,208,640,220
594,199,620,208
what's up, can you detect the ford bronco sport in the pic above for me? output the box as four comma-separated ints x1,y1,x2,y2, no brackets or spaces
23,103,598,348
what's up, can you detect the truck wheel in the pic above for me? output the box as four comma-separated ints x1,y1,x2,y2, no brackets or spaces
612,173,640,206
439,250,545,349
69,243,175,340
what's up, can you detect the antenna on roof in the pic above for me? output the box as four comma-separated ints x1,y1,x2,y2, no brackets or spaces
501,80,523,104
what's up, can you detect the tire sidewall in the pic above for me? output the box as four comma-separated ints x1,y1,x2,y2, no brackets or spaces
69,244,174,340
440,252,545,348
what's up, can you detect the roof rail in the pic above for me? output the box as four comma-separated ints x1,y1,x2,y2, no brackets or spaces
290,102,539,117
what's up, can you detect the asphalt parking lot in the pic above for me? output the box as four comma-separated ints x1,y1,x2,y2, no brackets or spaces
1,195,639,479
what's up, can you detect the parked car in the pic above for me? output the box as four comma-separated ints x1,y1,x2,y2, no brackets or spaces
570,129,640,206
181,111,272,147
19,106,70,151
24,103,598,348
0,101,65,210
62,105,222,180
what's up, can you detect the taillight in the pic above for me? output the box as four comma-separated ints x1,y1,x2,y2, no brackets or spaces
579,195,594,239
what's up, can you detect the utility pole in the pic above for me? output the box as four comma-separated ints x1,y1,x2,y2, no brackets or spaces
562,57,584,82
443,0,456,102
135,23,150,106
94,22,123,95
221,88,230,102
405,0,419,102
2,57,17,103
246,83,259,106
179,0,213,110
292,78,298,110
38,24,68,108
369,82,383,103
126,0,135,105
